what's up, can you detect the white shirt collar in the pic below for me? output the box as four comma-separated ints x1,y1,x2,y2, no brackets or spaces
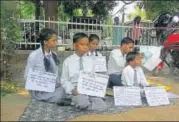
39,46,52,57
73,52,86,60
44,50,52,57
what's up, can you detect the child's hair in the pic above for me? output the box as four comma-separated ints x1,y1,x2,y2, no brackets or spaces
73,32,88,43
126,51,140,63
89,34,99,43
38,28,59,72
121,37,134,46
134,16,141,25
88,34,100,56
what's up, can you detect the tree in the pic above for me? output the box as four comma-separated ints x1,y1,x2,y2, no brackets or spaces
1,1,21,53
137,0,179,20
59,0,118,19
43,0,58,29
91,0,118,19
19,1,35,19
25,0,118,22
127,5,147,21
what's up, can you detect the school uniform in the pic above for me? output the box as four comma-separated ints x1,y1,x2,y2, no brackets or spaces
122,65,149,87
107,49,126,87
61,53,106,110
24,47,66,104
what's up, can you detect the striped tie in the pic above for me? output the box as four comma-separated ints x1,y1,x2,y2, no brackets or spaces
134,69,138,86
79,57,83,70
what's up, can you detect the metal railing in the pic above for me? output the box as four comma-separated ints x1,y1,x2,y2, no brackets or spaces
15,19,179,50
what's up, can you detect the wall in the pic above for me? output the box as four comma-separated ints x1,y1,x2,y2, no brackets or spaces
4,50,111,84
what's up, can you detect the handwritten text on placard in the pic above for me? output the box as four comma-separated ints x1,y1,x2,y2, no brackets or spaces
144,87,170,106
93,56,107,72
140,46,162,71
25,68,57,92
113,87,142,106
77,71,109,98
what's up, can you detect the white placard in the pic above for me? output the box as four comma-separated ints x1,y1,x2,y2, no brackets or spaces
93,56,107,72
77,71,109,98
144,87,170,106
167,92,179,99
25,68,57,92
140,46,162,71
113,87,142,106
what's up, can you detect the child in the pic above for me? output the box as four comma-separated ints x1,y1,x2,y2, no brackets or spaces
24,28,65,104
87,34,102,56
131,16,143,45
61,33,106,110
108,37,134,87
121,51,149,87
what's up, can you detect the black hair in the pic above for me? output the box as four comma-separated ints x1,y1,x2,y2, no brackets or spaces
126,51,140,63
89,34,100,43
114,17,119,25
88,34,100,56
38,28,59,72
73,32,88,43
121,37,134,46
134,16,141,25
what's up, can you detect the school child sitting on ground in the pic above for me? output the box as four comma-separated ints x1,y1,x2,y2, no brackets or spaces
24,28,66,104
87,34,102,56
61,33,106,111
122,51,149,87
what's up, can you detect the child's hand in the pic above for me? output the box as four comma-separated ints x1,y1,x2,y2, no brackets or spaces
55,82,60,88
72,88,78,95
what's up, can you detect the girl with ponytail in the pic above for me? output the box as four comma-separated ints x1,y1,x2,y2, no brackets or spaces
24,28,66,104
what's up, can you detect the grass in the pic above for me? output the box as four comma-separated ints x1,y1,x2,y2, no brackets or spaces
1,92,8,97
1,81,21,97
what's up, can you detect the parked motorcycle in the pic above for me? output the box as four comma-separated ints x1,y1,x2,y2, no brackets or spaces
152,12,179,76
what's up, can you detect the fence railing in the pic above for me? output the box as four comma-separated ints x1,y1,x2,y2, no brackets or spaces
14,19,179,50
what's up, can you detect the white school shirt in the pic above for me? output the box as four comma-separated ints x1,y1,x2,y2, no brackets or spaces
107,49,126,75
121,65,149,87
24,47,60,83
86,51,102,57
60,53,94,94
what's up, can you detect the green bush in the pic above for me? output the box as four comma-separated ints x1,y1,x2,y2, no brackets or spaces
1,81,20,94
1,1,21,53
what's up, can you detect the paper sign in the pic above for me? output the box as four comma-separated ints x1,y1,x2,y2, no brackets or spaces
167,92,179,99
113,87,142,106
25,68,57,92
144,87,170,106
77,71,109,98
143,57,161,71
140,46,162,71
93,56,107,72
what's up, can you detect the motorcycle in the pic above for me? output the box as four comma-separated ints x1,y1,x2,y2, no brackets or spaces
152,12,179,76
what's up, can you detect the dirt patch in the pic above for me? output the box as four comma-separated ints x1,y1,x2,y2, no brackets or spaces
1,93,30,121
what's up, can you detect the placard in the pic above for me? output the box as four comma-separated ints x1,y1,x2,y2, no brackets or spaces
77,71,109,98
25,68,57,92
113,87,142,106
144,87,170,106
93,56,107,72
167,92,179,99
140,46,162,71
